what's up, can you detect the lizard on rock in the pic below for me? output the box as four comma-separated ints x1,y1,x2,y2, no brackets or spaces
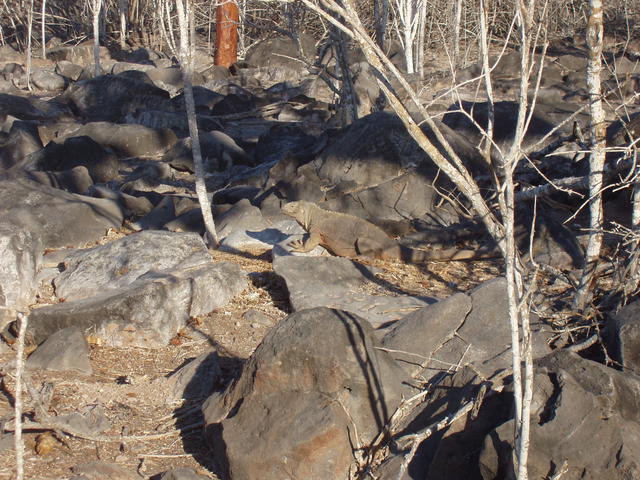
282,200,487,262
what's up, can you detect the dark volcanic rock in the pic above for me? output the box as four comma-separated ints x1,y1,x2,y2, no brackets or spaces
20,165,94,194
254,123,323,165
480,350,640,480
244,33,316,71
0,95,43,124
60,74,169,121
273,111,486,223
0,121,43,169
57,122,177,158
55,60,87,81
203,307,408,480
170,85,224,114
27,135,119,183
162,131,247,173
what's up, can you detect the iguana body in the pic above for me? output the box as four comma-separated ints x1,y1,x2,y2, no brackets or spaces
282,200,482,262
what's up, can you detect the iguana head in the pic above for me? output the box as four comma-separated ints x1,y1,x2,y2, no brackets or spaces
282,200,312,228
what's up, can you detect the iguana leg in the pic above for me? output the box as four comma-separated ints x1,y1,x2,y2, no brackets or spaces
288,231,322,253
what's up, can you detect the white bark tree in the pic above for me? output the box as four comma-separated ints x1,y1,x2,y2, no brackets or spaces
92,0,102,77
390,0,427,75
118,0,127,50
25,0,34,90
574,0,606,311
40,0,46,59
175,0,219,248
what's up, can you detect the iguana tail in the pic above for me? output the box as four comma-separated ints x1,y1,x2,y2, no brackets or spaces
397,245,497,263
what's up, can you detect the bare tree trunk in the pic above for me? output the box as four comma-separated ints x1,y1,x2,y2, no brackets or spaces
453,0,463,67
214,0,239,67
176,0,219,248
92,0,102,77
507,3,536,478
26,0,34,90
416,0,427,78
331,20,358,125
40,0,46,59
574,0,606,311
13,313,28,480
402,0,414,74
118,0,127,50
373,0,388,49
478,0,494,161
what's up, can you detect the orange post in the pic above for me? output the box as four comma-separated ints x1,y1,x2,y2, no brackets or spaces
214,0,239,67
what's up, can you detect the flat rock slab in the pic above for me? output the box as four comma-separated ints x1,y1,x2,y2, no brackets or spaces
0,177,122,249
30,261,247,347
54,230,213,301
27,326,92,373
273,255,435,327
383,277,552,380
220,220,307,254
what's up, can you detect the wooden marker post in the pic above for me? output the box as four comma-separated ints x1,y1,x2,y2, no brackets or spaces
214,0,239,67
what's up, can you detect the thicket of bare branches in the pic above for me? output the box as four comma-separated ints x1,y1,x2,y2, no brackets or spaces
2,0,639,60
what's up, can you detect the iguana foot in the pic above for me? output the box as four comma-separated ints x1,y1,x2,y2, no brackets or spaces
288,238,307,252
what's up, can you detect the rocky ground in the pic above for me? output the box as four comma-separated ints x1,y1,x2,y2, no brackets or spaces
0,237,500,480
1,33,640,480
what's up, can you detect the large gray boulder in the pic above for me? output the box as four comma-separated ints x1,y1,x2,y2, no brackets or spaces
203,307,408,480
26,326,92,374
47,44,110,65
271,111,485,223
0,177,122,249
31,68,66,91
53,230,213,301
480,350,640,480
18,166,94,194
29,260,247,347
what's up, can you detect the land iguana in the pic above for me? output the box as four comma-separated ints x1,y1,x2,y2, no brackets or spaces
281,200,487,262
